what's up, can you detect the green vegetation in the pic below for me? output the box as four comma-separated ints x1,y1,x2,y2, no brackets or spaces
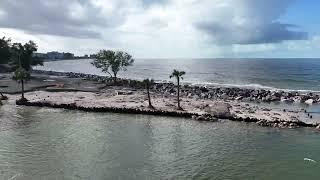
170,69,186,110
0,36,42,70
10,41,43,71
0,37,11,64
91,50,134,84
13,67,30,101
143,78,154,108
0,36,43,102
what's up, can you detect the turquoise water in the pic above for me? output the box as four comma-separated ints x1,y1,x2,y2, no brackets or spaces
0,103,320,179
36,58,320,91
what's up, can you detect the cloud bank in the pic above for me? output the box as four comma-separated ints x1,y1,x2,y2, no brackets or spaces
195,0,308,44
0,0,315,57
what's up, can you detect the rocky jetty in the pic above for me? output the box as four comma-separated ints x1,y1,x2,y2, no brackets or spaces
256,120,308,128
16,99,219,122
33,70,320,104
155,83,320,104
9,89,318,129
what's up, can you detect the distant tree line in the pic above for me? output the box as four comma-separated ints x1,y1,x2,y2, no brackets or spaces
0,36,43,69
0,36,43,102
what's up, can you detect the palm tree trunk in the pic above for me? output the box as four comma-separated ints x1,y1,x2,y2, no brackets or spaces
21,80,25,99
177,77,180,109
113,76,117,85
113,72,117,85
147,85,152,107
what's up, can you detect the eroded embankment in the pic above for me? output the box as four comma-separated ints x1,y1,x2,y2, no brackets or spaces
12,91,318,129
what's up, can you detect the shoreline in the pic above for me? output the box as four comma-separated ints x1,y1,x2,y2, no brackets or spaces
1,70,320,129
10,90,317,129
16,97,314,128
32,70,320,104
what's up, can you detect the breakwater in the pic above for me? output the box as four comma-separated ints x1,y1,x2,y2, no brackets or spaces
33,70,320,104
16,97,314,129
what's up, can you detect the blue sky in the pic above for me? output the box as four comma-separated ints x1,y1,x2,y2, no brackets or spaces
281,0,319,35
0,0,319,58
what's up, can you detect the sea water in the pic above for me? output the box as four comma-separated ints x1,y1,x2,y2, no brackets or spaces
0,103,319,179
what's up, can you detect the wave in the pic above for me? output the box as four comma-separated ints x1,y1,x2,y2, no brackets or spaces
34,65,320,93
186,81,320,93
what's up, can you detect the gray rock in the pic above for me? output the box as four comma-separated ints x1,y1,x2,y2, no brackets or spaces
205,102,232,118
305,99,314,105
116,91,133,95
281,97,293,103
293,96,302,103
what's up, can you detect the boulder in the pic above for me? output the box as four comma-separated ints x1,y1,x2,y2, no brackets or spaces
200,87,209,93
281,97,293,103
205,102,232,118
305,99,314,105
270,95,281,101
293,96,302,103
116,91,133,95
192,114,218,122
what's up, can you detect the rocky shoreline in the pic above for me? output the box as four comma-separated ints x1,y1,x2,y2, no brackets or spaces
33,70,320,105
16,98,314,129
8,86,319,130
1,70,319,129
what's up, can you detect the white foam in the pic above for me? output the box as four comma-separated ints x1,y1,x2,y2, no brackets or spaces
188,81,320,93
304,158,317,163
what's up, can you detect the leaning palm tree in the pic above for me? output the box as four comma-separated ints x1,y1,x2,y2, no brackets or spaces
169,69,185,110
143,78,154,108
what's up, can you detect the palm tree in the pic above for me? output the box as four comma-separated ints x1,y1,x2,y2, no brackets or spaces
169,69,185,110
13,67,30,101
11,43,30,102
143,78,154,108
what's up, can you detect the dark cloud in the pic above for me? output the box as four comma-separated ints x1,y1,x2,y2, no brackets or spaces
195,0,308,44
0,0,107,38
197,22,308,44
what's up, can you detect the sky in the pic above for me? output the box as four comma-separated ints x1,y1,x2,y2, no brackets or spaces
0,0,319,58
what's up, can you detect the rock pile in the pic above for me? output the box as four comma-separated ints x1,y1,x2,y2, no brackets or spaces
155,84,320,104
256,120,300,128
33,70,320,104
192,114,218,122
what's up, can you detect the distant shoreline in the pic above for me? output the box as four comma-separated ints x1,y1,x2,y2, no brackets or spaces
35,58,320,92
43,58,93,62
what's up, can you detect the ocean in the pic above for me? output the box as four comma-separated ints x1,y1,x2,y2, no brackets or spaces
0,103,319,179
35,58,320,91
1,58,319,179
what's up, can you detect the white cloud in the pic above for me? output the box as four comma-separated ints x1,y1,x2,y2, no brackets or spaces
0,0,315,58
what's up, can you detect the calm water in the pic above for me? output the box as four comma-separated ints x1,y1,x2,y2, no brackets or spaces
35,58,320,91
1,103,320,179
